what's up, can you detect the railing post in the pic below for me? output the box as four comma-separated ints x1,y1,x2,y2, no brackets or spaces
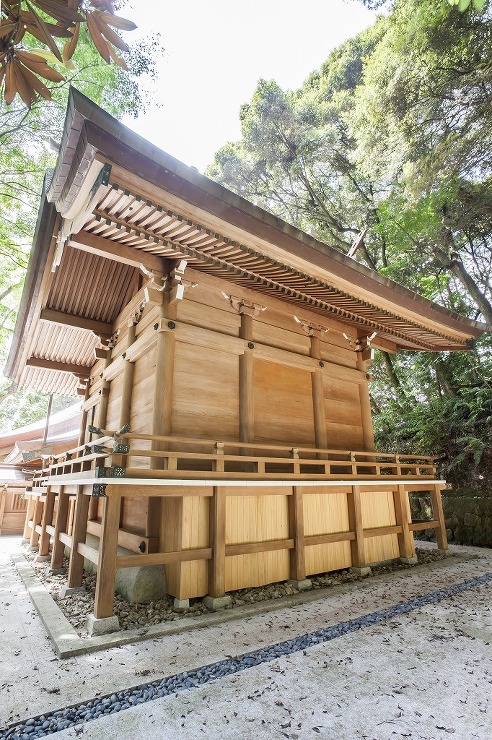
347,485,368,572
213,442,224,473
393,485,416,562
22,495,35,541
50,487,69,571
291,448,300,475
430,483,448,551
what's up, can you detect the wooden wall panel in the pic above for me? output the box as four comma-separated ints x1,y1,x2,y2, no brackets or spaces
254,359,315,445
178,289,241,337
178,496,210,599
361,489,400,563
105,373,124,430
323,377,364,450
320,338,357,369
303,489,352,574
173,343,239,439
252,319,311,355
225,492,290,591
128,343,156,470
0,487,28,535
120,497,147,536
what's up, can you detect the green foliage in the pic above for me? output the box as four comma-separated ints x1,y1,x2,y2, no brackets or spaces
208,0,492,492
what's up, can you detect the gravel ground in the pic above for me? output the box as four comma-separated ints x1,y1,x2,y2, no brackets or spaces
21,546,449,637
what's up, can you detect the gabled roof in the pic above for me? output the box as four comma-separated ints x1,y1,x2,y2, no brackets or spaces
5,89,488,395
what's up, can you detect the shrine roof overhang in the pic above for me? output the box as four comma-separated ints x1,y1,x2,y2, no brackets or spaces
5,89,489,395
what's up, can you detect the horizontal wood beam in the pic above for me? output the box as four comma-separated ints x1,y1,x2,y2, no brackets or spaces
69,230,165,273
116,547,212,568
27,357,91,377
40,308,112,336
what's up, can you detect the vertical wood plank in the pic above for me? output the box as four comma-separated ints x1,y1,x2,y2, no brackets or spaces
51,489,69,569
393,485,415,559
430,484,448,551
94,486,122,619
239,307,254,444
0,486,7,535
208,486,226,597
67,489,90,588
38,487,55,556
347,485,366,567
289,486,306,581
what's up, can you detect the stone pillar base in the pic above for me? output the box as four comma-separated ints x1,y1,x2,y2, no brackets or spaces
35,554,51,563
400,555,418,565
287,579,312,592
59,586,85,599
27,546,39,553
203,594,232,611
87,614,120,636
350,566,372,576
173,598,190,610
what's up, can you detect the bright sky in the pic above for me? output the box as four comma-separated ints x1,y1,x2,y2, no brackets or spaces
122,1,376,172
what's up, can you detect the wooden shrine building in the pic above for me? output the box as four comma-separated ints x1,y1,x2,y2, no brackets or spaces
6,89,486,634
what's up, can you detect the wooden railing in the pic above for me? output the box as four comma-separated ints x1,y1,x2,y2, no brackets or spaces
27,432,438,490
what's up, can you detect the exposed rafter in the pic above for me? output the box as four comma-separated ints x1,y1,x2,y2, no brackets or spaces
40,309,112,336
26,358,91,377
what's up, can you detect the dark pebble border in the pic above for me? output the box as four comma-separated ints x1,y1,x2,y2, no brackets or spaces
2,571,492,739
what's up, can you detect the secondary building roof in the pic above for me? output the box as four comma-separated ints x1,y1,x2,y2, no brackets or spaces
5,89,488,396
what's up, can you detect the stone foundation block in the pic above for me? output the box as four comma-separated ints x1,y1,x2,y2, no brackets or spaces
350,566,372,576
287,578,313,592
203,594,232,611
87,614,120,636
173,598,190,610
35,554,50,563
59,586,85,599
400,555,418,565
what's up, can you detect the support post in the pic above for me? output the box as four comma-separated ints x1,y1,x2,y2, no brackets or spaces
50,489,69,570
67,488,91,588
208,486,227,599
239,308,255,445
430,484,448,551
347,485,369,572
289,486,307,583
29,497,44,548
356,349,375,452
393,485,416,561
38,487,55,557
93,486,121,619
22,496,35,541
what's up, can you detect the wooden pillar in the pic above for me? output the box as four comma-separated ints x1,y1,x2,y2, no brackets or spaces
347,485,366,567
89,345,114,522
393,485,415,559
22,495,35,540
0,486,6,535
239,307,255,444
77,380,91,447
430,484,448,551
310,331,328,451
356,347,375,451
50,489,69,569
94,486,121,619
29,497,44,548
289,486,306,581
67,489,91,588
208,486,226,598
38,487,55,556
119,321,137,430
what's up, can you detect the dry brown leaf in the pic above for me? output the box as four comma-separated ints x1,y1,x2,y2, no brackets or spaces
19,61,52,100
107,42,128,70
0,21,18,39
16,50,64,82
13,60,36,107
4,60,17,105
23,2,64,61
86,11,110,63
99,11,137,32
62,22,80,63
30,0,84,25
92,12,129,53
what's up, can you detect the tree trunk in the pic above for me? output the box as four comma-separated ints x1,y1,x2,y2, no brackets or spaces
435,227,492,325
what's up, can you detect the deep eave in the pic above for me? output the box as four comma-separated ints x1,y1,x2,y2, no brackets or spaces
6,89,489,394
